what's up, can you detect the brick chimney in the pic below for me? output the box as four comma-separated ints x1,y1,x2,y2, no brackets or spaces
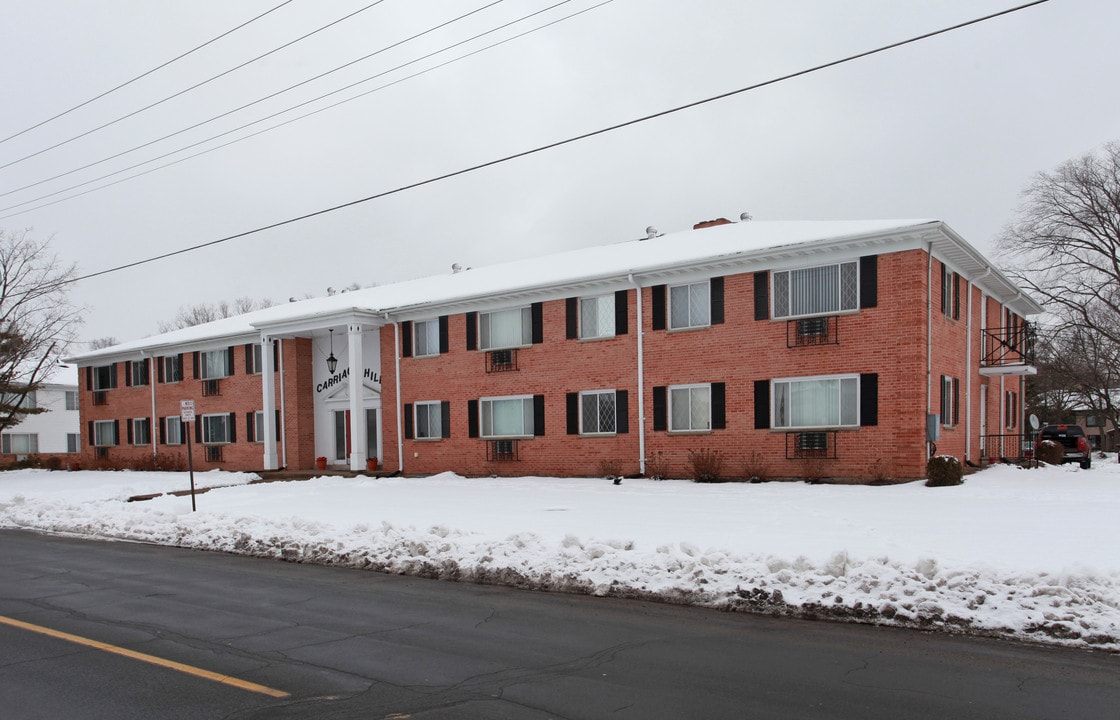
693,218,733,229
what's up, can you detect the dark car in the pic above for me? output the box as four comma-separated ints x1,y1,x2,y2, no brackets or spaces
1035,424,1092,469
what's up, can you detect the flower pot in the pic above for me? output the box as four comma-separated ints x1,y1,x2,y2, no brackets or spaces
366,458,378,472
315,457,327,471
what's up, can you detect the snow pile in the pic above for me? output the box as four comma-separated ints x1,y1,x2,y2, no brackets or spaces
1,461,1118,649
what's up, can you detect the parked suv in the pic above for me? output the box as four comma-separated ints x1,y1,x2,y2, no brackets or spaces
1035,424,1092,469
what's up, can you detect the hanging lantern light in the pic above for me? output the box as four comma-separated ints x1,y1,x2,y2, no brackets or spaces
326,328,338,374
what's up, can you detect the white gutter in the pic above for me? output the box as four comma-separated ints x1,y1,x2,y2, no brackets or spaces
278,339,287,469
630,274,646,475
394,321,404,474
146,355,157,457
926,243,934,461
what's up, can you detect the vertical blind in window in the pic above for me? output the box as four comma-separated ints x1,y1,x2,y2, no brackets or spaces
773,377,858,428
480,308,532,350
773,262,858,318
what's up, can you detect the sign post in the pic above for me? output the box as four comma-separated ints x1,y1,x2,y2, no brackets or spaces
181,400,197,512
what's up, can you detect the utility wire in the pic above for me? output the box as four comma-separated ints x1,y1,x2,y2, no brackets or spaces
1,1,610,218
1,0,586,214
0,1,295,147
64,0,1049,286
0,0,389,172
0,0,512,199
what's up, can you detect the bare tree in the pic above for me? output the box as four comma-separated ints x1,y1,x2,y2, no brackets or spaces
87,336,119,350
0,229,82,432
157,296,273,333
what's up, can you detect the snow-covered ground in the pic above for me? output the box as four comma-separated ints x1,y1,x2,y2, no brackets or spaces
1,459,1118,650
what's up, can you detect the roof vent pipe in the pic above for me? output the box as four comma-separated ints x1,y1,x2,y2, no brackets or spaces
740,212,752,221
452,263,462,273
645,226,660,240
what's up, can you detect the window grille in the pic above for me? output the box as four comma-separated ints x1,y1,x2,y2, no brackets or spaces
785,431,838,459
202,379,221,396
205,445,224,462
95,447,109,460
788,316,838,347
92,391,108,406
487,439,518,461
485,349,518,373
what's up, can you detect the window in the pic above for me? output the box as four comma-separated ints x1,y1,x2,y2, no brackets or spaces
165,416,183,445
131,418,151,445
580,294,615,339
581,390,617,434
1005,390,1018,429
249,344,263,374
414,319,440,357
202,413,232,444
67,433,80,453
2,433,38,454
669,281,710,330
93,420,117,447
941,265,960,319
669,385,711,432
940,375,959,427
415,401,443,439
1,391,34,409
773,261,858,319
773,375,859,429
65,391,79,410
163,355,183,383
92,365,116,391
129,359,150,386
200,350,231,379
480,396,534,438
479,307,532,350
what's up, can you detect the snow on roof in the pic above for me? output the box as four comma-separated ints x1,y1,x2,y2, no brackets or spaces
67,218,1028,363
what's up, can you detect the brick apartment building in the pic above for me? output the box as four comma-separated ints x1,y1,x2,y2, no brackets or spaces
67,218,1041,482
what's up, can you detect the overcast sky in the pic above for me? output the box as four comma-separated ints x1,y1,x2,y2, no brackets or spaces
2,0,1116,346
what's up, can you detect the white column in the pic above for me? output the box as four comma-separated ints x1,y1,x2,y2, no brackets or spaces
348,323,367,471
260,336,279,470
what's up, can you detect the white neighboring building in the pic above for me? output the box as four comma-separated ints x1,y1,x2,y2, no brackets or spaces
0,365,81,460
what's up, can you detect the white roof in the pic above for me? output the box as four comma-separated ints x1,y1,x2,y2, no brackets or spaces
67,219,1040,363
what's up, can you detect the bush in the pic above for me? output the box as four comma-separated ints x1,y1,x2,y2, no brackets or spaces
126,453,187,472
1035,439,1064,465
867,458,893,485
926,455,963,487
645,451,670,480
688,448,725,483
800,457,829,484
44,456,62,471
743,451,770,483
596,459,622,481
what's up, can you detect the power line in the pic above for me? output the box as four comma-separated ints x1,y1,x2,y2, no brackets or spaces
65,0,1049,286
0,1,611,219
0,0,390,172
0,1,295,147
0,0,514,200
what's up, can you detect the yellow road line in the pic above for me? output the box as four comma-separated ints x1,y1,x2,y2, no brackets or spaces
0,614,289,698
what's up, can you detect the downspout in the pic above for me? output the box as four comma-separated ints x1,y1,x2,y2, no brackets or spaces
630,274,646,475
278,339,287,469
926,243,934,460
146,354,157,457
967,266,992,464
394,321,404,473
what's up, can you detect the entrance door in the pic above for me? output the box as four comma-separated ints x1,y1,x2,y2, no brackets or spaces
333,409,379,462
979,391,987,457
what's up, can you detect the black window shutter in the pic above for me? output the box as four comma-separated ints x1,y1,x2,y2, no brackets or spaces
711,382,726,429
565,298,578,339
195,419,202,444
401,321,412,358
404,403,414,439
953,377,960,425
246,412,255,443
940,264,949,315
614,290,629,335
860,255,878,309
467,400,479,438
466,312,477,350
653,386,667,431
113,420,119,445
616,390,629,434
441,401,451,438
566,392,579,435
88,420,94,445
193,352,200,379
275,410,281,439
438,316,449,354
227,347,235,375
126,419,133,444
533,394,545,436
124,361,132,387
953,273,961,320
157,357,164,383
754,271,770,320
159,417,166,444
85,366,92,391
245,344,254,374
531,302,543,344
178,353,185,376
110,363,118,388
272,342,280,372
860,373,879,427
652,285,666,330
710,277,725,325
229,413,236,443
754,380,771,430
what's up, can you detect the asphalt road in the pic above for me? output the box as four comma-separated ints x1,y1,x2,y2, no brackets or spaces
0,529,1116,719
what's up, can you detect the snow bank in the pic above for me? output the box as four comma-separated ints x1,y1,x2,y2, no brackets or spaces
1,461,1117,650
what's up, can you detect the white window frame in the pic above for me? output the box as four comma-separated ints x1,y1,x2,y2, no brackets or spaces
163,355,183,383
580,294,615,339
1,391,34,409
772,374,859,430
414,401,443,439
65,391,79,410
132,417,151,446
93,420,117,447
580,390,617,435
479,395,534,439
201,413,231,444
772,261,859,320
413,319,440,357
668,281,710,330
200,350,230,380
668,384,711,432
940,376,956,428
479,307,532,351
249,344,264,375
66,433,80,453
2,433,38,454
92,365,115,391
164,416,183,446
130,359,150,386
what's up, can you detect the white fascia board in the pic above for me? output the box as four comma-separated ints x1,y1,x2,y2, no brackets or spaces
65,332,261,366
252,308,386,337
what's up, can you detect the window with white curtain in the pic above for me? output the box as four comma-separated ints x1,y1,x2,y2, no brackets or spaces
773,261,858,319
2,433,38,454
772,375,859,429
414,319,440,357
479,307,532,350
669,384,711,431
480,396,534,438
200,350,230,379
415,401,443,439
